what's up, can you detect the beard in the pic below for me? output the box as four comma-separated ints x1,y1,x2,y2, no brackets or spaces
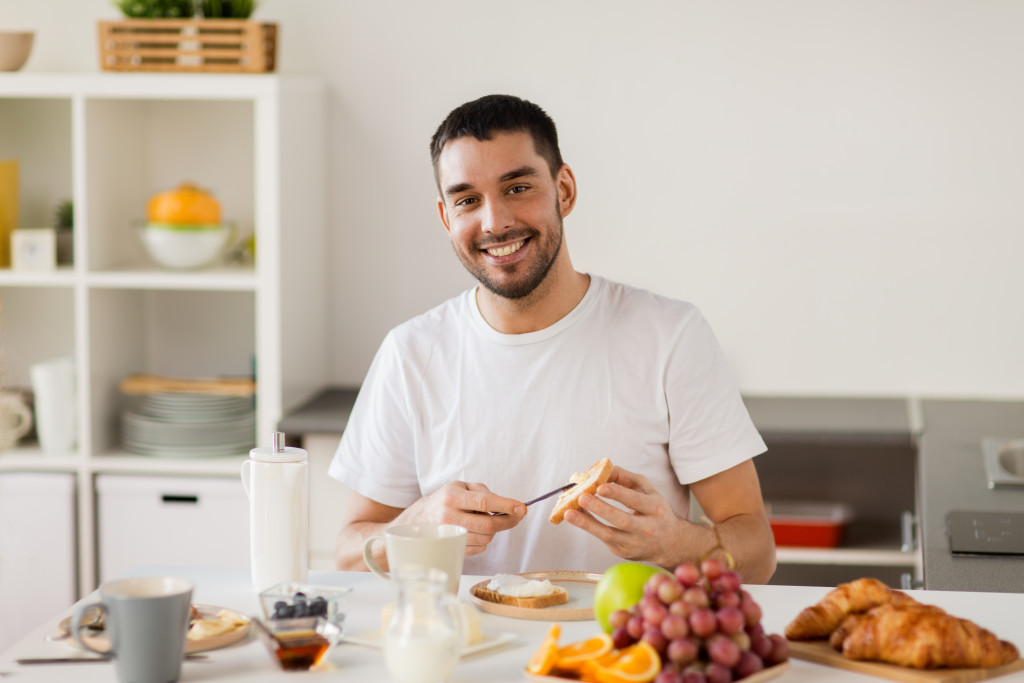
455,207,564,301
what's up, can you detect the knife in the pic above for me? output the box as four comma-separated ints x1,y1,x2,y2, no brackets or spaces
17,654,208,665
491,482,575,516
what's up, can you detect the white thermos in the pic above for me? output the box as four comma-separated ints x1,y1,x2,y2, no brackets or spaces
241,431,309,590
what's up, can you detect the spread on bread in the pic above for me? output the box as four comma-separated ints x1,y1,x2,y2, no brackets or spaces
786,578,1019,669
549,457,614,524
471,574,570,609
487,573,558,598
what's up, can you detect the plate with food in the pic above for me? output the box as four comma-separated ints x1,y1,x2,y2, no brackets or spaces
59,603,250,654
470,571,602,621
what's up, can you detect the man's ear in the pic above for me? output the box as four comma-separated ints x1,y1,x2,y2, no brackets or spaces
437,197,452,235
557,164,578,218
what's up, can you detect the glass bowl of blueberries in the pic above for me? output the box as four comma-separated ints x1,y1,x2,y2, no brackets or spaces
259,582,353,635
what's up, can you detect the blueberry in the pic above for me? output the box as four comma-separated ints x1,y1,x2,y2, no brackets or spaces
310,597,327,616
293,602,308,617
273,603,295,619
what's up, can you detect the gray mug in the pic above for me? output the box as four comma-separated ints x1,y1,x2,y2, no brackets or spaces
71,576,193,683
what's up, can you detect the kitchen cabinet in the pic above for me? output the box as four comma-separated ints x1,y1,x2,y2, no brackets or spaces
744,396,921,588
0,472,77,653
95,474,249,583
0,72,328,596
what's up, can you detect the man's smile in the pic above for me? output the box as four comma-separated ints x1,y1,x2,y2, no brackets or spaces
484,240,526,258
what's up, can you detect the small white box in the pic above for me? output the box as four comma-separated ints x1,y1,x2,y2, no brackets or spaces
11,227,56,270
96,474,249,582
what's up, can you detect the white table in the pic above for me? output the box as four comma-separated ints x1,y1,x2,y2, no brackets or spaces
2,566,1023,682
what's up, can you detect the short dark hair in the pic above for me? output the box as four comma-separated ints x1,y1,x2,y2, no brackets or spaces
430,94,564,187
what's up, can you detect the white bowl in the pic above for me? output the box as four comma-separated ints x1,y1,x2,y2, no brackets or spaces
0,32,34,72
141,223,232,270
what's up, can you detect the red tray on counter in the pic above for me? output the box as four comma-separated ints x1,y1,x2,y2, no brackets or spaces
767,501,854,548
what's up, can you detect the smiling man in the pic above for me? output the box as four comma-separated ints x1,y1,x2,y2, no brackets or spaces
330,94,776,582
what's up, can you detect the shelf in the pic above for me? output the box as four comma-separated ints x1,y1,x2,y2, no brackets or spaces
0,72,328,600
0,267,77,287
87,263,257,291
0,449,80,473
88,452,247,477
775,518,915,567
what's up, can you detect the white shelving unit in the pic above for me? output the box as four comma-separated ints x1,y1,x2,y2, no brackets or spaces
0,72,329,596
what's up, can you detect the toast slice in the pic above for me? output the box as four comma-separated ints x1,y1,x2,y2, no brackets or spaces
471,584,569,608
548,457,614,524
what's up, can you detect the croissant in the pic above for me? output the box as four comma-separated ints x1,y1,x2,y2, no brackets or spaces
829,603,946,651
836,603,1020,669
785,577,919,640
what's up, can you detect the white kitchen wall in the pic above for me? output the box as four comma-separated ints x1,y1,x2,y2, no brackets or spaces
4,0,1022,399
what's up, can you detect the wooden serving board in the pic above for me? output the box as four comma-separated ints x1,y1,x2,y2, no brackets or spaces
788,639,1024,683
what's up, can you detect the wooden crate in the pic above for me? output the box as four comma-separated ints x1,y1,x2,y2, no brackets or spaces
98,19,277,73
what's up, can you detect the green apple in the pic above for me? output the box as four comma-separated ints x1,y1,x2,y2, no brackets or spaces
593,562,673,633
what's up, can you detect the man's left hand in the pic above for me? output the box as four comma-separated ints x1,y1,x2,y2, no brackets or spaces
563,466,682,567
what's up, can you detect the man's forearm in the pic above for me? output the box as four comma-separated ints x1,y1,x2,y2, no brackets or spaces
661,513,777,584
334,520,390,571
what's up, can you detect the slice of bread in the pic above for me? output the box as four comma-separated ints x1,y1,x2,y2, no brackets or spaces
471,584,569,608
548,457,614,524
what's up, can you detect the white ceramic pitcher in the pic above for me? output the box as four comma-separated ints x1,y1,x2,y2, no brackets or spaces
241,432,309,590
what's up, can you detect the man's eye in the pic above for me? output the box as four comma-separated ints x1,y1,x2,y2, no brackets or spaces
508,185,528,195
455,197,478,207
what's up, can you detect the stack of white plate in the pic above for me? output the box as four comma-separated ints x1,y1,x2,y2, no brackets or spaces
122,393,256,458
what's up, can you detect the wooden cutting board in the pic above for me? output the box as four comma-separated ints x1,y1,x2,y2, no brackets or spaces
789,640,1024,683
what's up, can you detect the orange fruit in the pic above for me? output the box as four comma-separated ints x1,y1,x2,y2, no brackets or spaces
526,623,561,676
592,641,662,683
147,182,221,224
554,632,614,672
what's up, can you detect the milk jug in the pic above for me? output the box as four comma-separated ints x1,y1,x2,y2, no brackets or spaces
383,566,466,683
241,432,309,589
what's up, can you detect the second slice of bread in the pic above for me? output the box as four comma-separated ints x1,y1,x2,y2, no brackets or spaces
549,457,614,524
471,584,569,608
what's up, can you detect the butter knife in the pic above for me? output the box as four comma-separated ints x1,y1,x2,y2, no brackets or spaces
491,482,575,516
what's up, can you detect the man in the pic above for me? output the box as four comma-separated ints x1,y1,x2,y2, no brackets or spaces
330,94,776,582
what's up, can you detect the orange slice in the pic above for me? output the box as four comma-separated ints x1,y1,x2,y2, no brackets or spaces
555,632,614,672
526,623,561,676
592,640,662,683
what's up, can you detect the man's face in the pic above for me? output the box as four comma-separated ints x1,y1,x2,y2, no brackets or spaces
436,131,571,300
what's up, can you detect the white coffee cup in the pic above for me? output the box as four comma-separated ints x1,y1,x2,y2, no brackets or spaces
0,390,33,449
29,356,77,454
363,523,467,594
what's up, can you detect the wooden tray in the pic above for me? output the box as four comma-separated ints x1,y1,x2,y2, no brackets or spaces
98,19,277,73
789,639,1024,683
470,571,602,621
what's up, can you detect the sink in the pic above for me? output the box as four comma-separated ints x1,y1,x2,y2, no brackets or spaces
982,438,1024,488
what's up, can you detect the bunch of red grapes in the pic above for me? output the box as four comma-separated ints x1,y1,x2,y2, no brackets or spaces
607,558,789,683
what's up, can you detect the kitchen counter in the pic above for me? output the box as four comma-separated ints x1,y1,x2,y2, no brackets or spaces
919,400,1024,593
3,566,1024,682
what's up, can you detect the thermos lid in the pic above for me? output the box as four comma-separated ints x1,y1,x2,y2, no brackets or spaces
249,431,307,463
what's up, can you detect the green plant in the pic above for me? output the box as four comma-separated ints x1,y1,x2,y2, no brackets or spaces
113,0,195,18
54,199,73,231
198,0,257,18
113,0,257,18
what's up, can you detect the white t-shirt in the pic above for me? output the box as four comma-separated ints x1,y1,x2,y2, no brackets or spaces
329,276,765,574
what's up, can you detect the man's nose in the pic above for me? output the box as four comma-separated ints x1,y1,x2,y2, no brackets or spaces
480,198,513,234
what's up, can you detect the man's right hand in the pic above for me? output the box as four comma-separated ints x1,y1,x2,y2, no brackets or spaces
393,482,527,556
